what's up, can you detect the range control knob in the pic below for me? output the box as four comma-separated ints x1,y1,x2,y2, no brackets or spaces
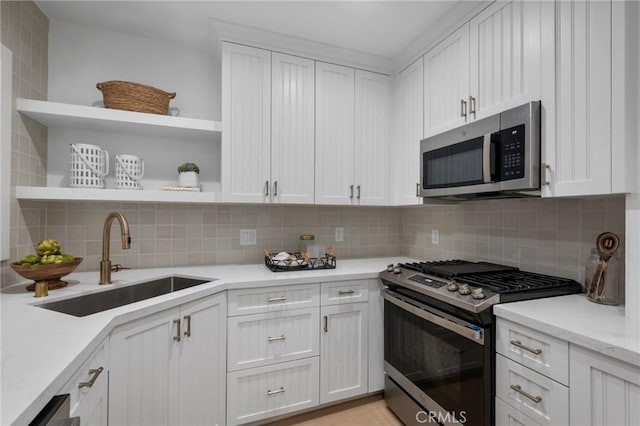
446,282,459,292
458,284,471,295
392,266,402,274
386,264,394,272
471,288,486,299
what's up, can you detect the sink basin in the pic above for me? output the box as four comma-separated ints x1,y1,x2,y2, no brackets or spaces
38,276,213,317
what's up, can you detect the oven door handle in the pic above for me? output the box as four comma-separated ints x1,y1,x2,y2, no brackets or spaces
384,291,485,345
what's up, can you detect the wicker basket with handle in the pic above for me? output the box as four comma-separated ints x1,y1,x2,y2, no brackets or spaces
96,80,176,115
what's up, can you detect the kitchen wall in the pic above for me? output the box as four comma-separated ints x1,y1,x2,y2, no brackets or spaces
402,196,626,286
42,202,402,273
0,0,49,288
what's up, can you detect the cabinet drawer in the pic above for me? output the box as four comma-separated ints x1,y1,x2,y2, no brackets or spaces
496,354,568,426
495,397,541,426
227,357,319,425
228,283,320,316
228,307,320,371
59,339,109,416
321,280,369,305
496,319,569,385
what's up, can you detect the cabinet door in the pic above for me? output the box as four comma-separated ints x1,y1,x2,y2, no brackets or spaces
109,308,180,426
423,25,470,137
271,53,315,204
67,340,109,426
354,70,390,205
222,42,272,202
469,0,546,119
570,345,640,426
315,61,355,205
392,57,424,205
542,0,612,196
178,293,227,426
320,302,368,404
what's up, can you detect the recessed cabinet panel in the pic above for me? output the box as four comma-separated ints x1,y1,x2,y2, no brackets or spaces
424,25,470,137
354,70,390,205
271,53,315,204
543,0,612,196
315,61,356,205
222,42,272,202
393,57,424,205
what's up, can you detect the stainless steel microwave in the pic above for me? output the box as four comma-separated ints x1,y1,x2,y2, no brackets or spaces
420,101,541,200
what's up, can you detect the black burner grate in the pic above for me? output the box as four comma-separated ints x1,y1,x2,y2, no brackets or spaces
455,271,580,294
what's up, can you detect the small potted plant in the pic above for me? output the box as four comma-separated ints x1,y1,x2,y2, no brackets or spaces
177,162,200,188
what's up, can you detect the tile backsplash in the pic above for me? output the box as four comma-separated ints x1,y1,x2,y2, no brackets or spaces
402,196,626,285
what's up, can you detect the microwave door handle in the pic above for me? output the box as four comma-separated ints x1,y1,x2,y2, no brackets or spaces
483,134,492,183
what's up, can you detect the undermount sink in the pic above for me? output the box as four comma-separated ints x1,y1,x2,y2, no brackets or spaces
38,276,214,317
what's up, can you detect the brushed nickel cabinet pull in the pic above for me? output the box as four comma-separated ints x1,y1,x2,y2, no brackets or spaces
510,384,542,403
510,340,542,355
265,180,270,196
349,184,354,199
323,315,328,333
184,315,191,337
268,296,286,303
542,163,551,185
416,182,420,197
356,185,361,199
78,366,104,389
460,99,467,118
338,290,355,295
469,95,476,116
267,387,285,396
173,319,181,342
273,180,278,197
268,335,286,342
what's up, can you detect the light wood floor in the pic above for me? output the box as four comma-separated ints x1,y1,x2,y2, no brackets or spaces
265,394,403,426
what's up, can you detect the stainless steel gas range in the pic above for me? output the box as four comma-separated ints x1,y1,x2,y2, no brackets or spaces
380,260,581,426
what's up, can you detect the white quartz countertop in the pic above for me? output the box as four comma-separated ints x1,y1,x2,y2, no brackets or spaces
1,257,411,425
494,294,640,367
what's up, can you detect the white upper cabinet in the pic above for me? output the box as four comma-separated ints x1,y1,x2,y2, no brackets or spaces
316,62,390,205
354,70,391,205
469,0,545,120
222,42,272,203
423,25,470,137
271,53,316,204
315,62,356,205
392,57,424,205
542,0,637,197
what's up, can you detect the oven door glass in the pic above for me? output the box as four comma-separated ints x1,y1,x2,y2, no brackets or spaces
422,136,486,189
384,296,487,425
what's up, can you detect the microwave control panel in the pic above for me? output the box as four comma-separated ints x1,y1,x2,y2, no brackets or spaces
499,124,525,180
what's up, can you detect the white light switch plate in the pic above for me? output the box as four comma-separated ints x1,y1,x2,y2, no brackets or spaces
240,229,256,246
431,229,439,245
335,227,344,242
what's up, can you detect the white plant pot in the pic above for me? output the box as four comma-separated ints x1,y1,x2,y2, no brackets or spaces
178,171,199,188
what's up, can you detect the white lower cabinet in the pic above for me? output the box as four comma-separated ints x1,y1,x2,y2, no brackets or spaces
495,397,541,426
109,293,227,426
367,279,385,392
227,357,320,425
58,339,109,426
569,345,640,426
320,302,369,404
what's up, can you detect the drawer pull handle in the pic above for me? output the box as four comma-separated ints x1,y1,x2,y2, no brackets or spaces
267,387,285,396
78,366,104,389
324,315,328,333
510,340,542,355
268,296,286,303
338,290,355,295
510,384,542,403
173,319,181,342
184,315,191,337
268,335,286,342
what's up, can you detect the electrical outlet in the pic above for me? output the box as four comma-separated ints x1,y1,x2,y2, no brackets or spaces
335,227,344,242
240,229,256,246
431,229,440,245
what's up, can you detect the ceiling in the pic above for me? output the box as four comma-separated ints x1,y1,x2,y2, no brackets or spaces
36,1,466,59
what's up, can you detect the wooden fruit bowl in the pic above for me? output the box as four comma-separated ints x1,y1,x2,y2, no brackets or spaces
10,257,83,291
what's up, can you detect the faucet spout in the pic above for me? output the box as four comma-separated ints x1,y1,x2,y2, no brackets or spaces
100,211,131,285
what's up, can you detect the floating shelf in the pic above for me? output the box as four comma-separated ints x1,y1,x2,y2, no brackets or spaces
16,186,218,204
16,98,222,141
